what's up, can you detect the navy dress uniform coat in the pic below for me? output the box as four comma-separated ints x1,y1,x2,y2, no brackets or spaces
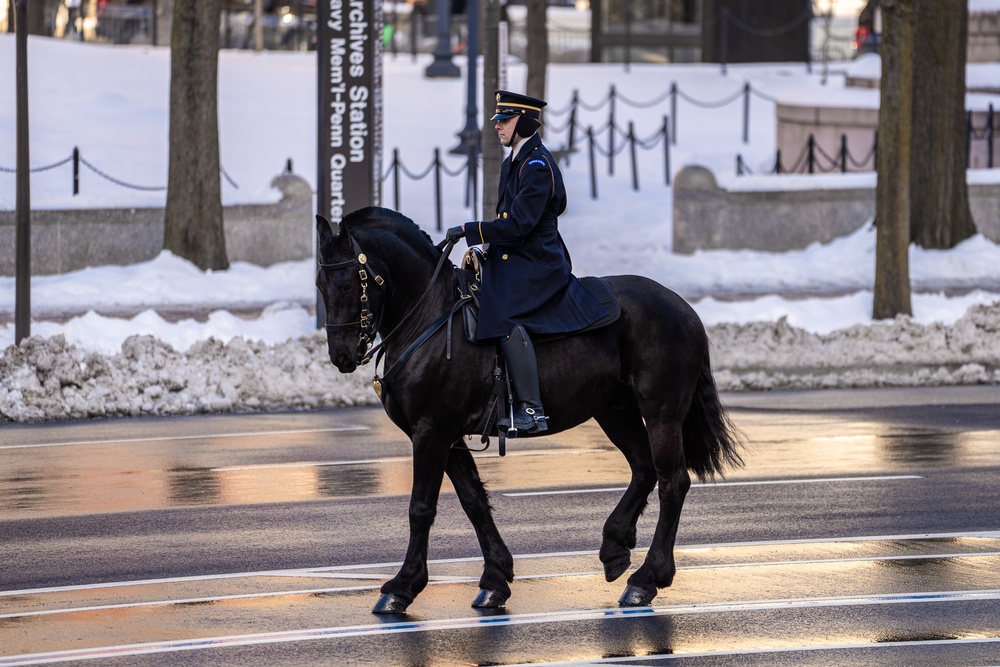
461,133,609,340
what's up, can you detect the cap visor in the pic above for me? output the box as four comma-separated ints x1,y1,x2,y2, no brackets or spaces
491,112,517,121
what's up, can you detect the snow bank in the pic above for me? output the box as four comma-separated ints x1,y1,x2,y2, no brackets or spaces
4,303,999,423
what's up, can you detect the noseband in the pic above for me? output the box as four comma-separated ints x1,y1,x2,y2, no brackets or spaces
318,237,385,363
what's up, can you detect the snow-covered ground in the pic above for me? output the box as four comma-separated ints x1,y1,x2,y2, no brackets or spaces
1,33,999,423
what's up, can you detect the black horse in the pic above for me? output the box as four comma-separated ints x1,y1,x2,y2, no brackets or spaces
316,207,744,614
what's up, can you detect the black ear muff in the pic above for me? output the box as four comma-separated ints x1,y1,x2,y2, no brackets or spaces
515,113,540,138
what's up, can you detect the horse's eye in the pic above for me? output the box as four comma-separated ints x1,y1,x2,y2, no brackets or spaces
337,281,354,295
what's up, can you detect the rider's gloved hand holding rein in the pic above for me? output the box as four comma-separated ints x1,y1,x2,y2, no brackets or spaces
446,225,467,244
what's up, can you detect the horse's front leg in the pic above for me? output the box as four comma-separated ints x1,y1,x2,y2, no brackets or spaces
446,445,514,608
373,433,450,615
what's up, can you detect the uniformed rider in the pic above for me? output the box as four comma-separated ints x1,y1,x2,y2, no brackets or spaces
446,90,609,435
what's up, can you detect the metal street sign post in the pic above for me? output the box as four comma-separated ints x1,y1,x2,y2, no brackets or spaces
316,0,383,326
15,0,31,345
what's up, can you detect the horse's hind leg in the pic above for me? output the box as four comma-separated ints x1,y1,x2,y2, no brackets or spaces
594,398,658,582
619,417,691,607
446,445,514,607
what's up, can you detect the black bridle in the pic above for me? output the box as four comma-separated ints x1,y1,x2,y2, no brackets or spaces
318,236,384,363
319,235,458,372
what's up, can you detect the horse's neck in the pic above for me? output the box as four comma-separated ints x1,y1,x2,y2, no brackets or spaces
377,249,454,344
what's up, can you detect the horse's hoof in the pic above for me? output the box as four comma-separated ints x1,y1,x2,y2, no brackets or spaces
372,593,410,614
618,585,655,607
472,588,508,609
603,557,631,582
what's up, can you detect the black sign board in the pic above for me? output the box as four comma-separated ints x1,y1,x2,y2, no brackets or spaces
317,0,383,228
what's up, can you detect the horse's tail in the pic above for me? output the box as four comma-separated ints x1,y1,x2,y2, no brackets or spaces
682,350,746,481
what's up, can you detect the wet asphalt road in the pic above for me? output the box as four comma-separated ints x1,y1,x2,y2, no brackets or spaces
1,385,999,666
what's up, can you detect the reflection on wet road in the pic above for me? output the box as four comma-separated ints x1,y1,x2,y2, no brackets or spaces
1,386,999,665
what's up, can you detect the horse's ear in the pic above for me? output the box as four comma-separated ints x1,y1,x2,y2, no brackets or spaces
316,215,336,246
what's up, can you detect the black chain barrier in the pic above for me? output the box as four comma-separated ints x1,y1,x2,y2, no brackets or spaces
0,146,240,194
738,103,996,176
6,100,992,227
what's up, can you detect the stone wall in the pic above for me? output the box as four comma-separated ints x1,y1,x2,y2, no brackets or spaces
673,165,1000,253
969,8,1000,62
0,173,313,275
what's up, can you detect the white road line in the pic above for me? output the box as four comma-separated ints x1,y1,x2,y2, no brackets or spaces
211,448,599,472
503,475,924,497
4,530,999,599
501,637,1000,666
4,551,999,620
0,426,370,450
2,590,998,666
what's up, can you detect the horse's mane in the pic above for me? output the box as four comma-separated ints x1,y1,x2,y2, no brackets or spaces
341,207,439,261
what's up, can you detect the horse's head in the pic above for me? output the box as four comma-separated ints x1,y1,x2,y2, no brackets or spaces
315,214,385,373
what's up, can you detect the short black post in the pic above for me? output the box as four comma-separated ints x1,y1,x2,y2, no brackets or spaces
567,89,578,157
807,134,815,174
736,154,743,176
663,115,671,185
434,148,443,232
73,146,80,195
608,84,616,176
628,121,638,191
988,103,995,169
670,82,678,145
285,157,293,173
967,111,973,169
840,134,848,173
393,148,401,210
775,149,783,174
742,82,750,144
873,130,878,171
587,126,597,199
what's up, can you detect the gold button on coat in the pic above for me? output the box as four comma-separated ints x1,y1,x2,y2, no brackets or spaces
502,254,509,260
502,212,508,218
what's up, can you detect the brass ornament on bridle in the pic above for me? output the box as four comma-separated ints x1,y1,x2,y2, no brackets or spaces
318,238,384,366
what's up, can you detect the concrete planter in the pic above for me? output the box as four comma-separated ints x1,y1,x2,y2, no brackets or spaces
673,165,1000,253
0,173,313,276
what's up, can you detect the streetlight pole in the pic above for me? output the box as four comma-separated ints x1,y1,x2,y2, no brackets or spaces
15,0,31,345
425,0,459,77
454,0,480,212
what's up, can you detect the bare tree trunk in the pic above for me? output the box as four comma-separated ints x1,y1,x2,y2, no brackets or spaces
157,0,175,46
525,0,547,105
873,0,913,319
909,0,976,249
253,0,263,51
164,0,228,271
481,0,502,221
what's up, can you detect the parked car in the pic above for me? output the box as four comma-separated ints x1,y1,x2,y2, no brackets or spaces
853,0,881,56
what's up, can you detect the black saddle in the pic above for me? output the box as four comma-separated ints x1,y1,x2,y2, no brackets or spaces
456,248,621,345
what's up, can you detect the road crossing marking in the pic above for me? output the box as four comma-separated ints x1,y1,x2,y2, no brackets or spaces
503,474,924,496
4,529,998,598
2,590,998,666
3,550,999,620
0,426,370,450
210,448,599,472
502,637,1000,666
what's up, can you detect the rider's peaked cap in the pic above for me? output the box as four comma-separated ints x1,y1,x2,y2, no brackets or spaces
491,90,547,122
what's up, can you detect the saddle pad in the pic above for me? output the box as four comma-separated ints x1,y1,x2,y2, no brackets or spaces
461,275,621,344
581,276,620,325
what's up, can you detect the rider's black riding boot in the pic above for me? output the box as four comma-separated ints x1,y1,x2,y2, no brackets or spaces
501,325,548,434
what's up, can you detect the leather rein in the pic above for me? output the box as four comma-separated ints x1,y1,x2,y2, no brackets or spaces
319,236,462,400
